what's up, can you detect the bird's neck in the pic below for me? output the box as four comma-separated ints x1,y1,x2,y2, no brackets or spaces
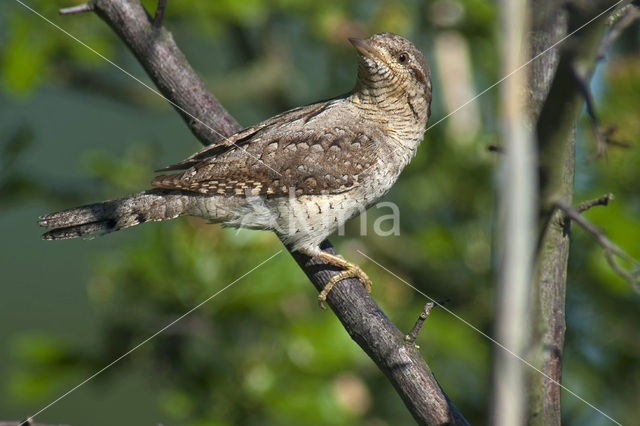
348,78,429,149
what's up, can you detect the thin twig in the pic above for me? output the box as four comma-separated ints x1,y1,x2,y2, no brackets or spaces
573,67,631,157
575,1,639,157
576,193,614,213
153,0,167,28
599,3,640,59
405,299,449,344
556,200,630,260
572,66,608,156
555,200,640,293
59,3,93,15
406,302,434,344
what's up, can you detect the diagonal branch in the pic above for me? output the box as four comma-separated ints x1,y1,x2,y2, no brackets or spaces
555,199,640,293
89,0,240,144
61,0,469,424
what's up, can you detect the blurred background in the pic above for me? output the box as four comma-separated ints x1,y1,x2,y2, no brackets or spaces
1,0,639,425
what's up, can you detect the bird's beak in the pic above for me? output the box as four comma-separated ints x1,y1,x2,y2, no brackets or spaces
349,37,386,64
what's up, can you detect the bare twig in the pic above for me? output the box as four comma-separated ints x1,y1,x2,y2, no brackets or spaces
576,193,614,213
599,2,640,59
153,0,167,28
572,67,629,156
556,200,626,258
574,2,640,157
59,3,93,15
572,66,603,145
405,299,449,344
599,128,632,149
555,200,640,293
405,302,434,344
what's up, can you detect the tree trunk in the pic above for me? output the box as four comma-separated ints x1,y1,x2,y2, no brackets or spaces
528,1,614,424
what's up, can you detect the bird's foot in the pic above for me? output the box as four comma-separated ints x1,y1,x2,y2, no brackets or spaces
300,248,370,310
317,261,371,309
298,247,372,309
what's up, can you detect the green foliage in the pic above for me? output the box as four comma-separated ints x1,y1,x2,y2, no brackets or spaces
1,1,116,96
2,11,51,95
6,334,84,403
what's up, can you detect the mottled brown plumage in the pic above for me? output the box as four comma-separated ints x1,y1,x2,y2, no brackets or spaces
151,118,379,197
39,33,432,308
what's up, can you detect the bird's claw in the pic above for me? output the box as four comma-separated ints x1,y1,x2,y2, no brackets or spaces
317,264,372,310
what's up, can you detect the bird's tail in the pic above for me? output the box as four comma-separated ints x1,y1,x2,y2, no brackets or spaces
39,189,194,240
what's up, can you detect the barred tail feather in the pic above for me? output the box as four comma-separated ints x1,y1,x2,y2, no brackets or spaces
39,189,192,240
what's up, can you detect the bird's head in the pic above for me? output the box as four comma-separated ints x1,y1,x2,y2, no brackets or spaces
350,33,432,123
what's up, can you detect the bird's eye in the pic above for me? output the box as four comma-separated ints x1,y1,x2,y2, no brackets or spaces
398,53,407,63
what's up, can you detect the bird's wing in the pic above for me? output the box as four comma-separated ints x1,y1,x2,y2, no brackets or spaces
152,102,381,197
156,101,339,172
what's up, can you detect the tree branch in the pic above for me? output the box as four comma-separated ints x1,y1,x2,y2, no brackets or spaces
573,67,630,157
405,300,448,345
89,0,240,144
555,200,640,293
576,192,614,213
598,1,640,59
292,242,468,425
59,3,92,15
61,0,469,424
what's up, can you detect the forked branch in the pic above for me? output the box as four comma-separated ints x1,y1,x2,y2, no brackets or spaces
556,199,640,293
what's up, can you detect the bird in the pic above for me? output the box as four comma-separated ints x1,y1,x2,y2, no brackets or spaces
39,32,432,309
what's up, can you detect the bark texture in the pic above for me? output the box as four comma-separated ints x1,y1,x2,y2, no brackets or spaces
528,1,618,424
